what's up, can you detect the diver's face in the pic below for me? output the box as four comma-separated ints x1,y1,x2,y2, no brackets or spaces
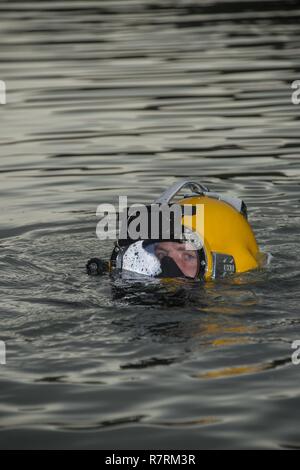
154,242,199,278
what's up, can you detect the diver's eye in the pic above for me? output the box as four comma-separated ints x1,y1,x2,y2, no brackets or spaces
183,252,197,262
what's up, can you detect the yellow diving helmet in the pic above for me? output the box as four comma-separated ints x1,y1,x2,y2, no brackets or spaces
108,180,261,281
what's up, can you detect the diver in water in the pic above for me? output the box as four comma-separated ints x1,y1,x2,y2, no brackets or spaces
87,180,262,281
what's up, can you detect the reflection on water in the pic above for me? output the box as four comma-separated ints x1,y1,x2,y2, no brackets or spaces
0,0,300,450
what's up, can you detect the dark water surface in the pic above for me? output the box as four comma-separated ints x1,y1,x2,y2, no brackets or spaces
0,0,300,449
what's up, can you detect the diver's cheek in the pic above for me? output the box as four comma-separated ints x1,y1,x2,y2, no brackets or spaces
183,262,198,278
178,261,192,278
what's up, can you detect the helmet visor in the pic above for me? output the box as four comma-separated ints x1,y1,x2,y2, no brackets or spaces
120,240,201,279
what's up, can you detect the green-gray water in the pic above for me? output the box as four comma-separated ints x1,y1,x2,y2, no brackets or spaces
0,0,300,449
